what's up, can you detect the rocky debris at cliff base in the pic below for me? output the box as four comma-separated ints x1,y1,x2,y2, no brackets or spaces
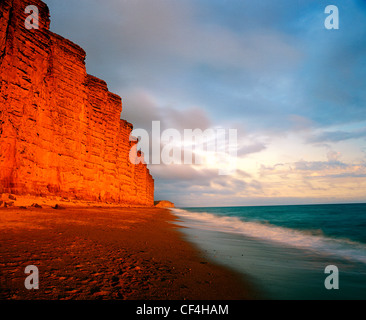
53,204,66,210
0,193,151,210
31,203,43,209
154,201,175,208
4,202,14,208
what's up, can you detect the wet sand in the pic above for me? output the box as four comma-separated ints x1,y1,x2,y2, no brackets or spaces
0,205,255,300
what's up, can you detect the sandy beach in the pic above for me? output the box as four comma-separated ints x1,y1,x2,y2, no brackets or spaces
0,202,255,300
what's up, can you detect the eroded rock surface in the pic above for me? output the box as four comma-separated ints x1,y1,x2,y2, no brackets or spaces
0,0,154,206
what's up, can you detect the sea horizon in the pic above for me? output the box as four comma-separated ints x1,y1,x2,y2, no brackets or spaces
181,201,366,209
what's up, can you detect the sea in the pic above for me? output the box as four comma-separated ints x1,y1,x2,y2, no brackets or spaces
171,203,366,300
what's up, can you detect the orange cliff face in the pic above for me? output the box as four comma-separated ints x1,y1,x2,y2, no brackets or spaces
0,0,154,206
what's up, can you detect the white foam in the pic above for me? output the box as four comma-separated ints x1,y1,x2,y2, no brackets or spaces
171,208,366,264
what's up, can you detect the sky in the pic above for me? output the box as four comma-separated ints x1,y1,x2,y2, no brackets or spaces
45,0,366,207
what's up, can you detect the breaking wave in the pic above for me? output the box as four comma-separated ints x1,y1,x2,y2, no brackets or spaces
171,208,366,264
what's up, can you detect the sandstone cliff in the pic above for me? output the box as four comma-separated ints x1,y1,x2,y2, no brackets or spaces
154,201,175,208
0,0,154,206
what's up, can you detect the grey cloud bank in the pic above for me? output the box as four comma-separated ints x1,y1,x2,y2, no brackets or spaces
45,0,366,206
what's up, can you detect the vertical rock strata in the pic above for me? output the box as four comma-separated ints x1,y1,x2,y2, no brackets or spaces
0,0,154,206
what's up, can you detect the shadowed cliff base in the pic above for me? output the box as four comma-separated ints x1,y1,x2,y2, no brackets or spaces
0,206,258,300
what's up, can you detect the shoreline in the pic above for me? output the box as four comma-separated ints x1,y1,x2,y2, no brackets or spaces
0,205,256,300
172,206,366,300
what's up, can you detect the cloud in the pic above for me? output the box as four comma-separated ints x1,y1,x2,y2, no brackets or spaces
307,128,366,144
121,89,161,130
294,160,347,171
163,107,212,131
260,154,366,181
46,0,366,131
44,0,366,206
238,142,267,157
154,170,265,206
150,165,216,183
297,1,366,127
121,88,212,131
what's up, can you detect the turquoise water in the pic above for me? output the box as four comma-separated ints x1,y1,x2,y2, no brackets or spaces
171,203,366,299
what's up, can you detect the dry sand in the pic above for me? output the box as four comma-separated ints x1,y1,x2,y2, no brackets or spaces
0,201,256,300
